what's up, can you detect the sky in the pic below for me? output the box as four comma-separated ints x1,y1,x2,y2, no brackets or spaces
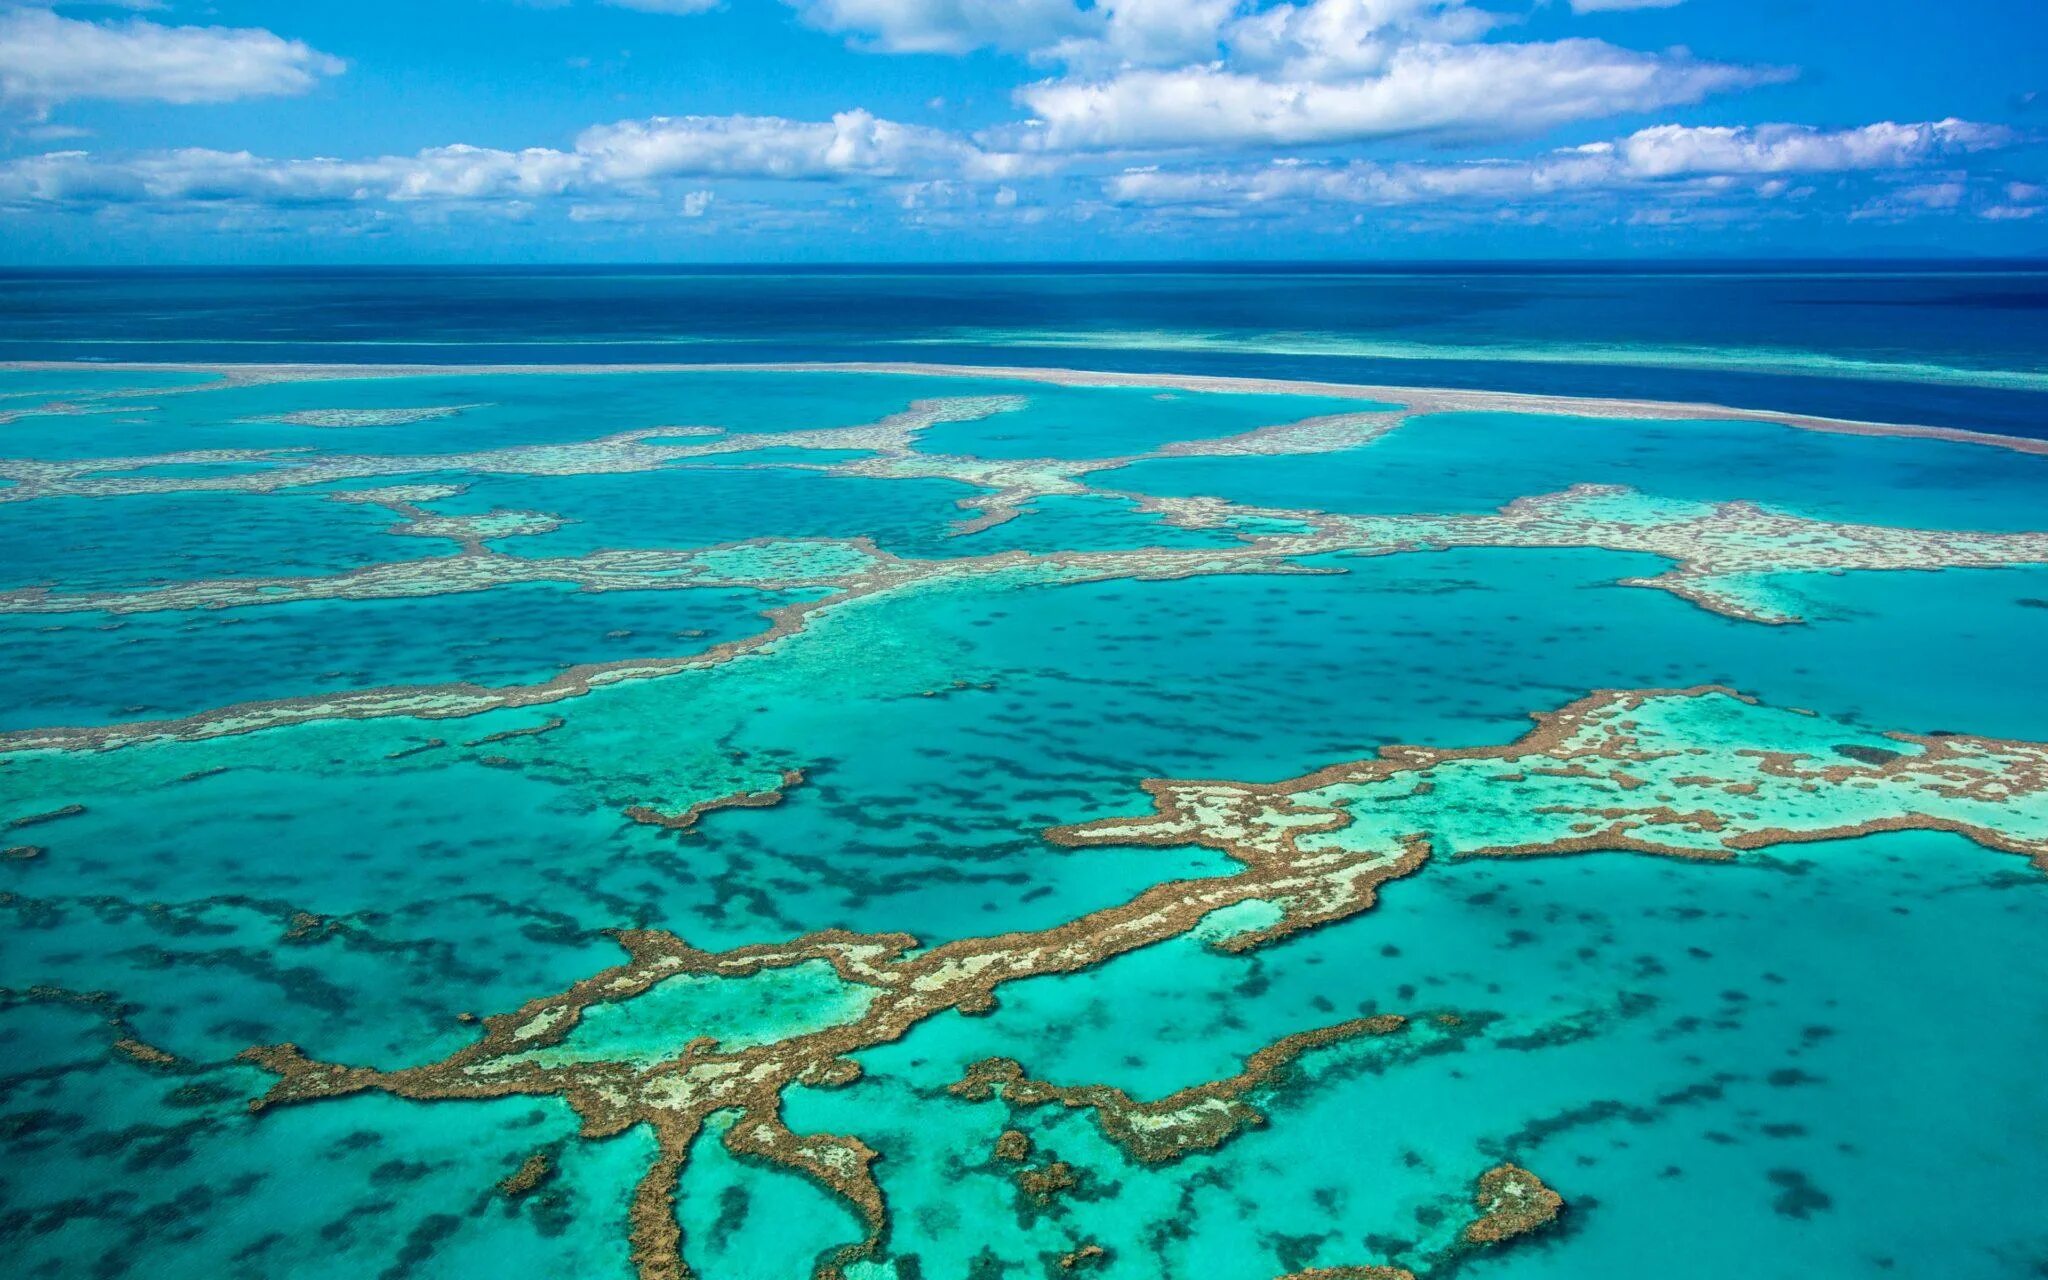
0,0,2042,263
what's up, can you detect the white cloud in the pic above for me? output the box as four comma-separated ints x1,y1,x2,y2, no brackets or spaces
1106,118,2025,211
1849,174,2048,223
786,0,1091,54
13,111,2019,232
789,0,1496,72
577,109,1028,181
0,9,344,110
0,145,580,206
1227,0,1501,76
778,0,1771,155
1037,0,1238,73
1619,118,2015,176
1891,180,1965,209
1016,38,1770,151
1109,153,1616,208
0,109,1032,211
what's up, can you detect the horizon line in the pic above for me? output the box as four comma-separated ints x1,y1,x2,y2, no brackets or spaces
4,256,2048,274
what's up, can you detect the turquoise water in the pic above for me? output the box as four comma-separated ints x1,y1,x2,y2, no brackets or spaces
438,467,978,561
1114,410,2048,531
1,360,2044,1280
0,583,790,729
0,489,433,591
904,382,1386,459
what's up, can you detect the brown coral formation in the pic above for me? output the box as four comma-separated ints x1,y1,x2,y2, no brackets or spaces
111,1037,178,1066
993,1129,1032,1163
224,684,2048,1280
951,1015,1412,1165
3,985,182,1068
498,1152,553,1198
1049,685,2048,871
623,769,807,833
235,817,1431,1279
7,803,85,829
1462,1163,1564,1247
1015,1160,1078,1204
467,716,567,747
283,911,334,942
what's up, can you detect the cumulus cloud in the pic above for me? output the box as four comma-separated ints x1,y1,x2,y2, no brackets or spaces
1,0,2027,243
1016,38,1770,151
786,0,1091,54
779,0,1771,154
0,109,1031,212
1036,0,1238,72
787,0,1494,68
1217,0,1502,78
0,8,345,110
578,110,1028,181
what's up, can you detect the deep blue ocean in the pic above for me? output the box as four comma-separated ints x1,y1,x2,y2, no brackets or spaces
3,263,2045,437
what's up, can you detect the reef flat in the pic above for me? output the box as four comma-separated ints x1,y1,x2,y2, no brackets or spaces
9,358,2048,455
1,362,2045,1280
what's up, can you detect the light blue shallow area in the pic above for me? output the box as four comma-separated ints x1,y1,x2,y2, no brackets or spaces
905,380,1390,460
436,465,980,560
1114,410,2048,530
959,493,1246,553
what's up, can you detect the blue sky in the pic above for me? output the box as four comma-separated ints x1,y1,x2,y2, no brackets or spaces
0,0,2042,262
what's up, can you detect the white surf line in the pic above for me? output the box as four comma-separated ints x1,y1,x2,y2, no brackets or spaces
3,358,2046,457
891,330,2048,394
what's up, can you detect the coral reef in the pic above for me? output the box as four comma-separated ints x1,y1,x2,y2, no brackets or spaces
950,1015,1412,1164
1463,1163,1564,1247
226,688,2048,1280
